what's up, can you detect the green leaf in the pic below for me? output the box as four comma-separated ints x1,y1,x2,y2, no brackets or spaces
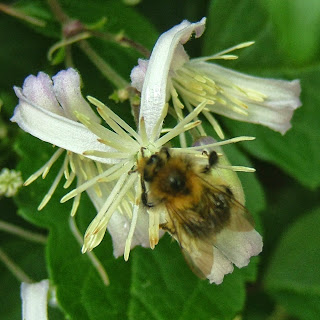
203,0,320,189
264,207,320,320
0,14,52,91
263,0,320,64
129,237,246,320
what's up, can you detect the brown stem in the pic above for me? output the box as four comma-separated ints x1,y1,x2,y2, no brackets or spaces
47,0,69,23
0,3,46,26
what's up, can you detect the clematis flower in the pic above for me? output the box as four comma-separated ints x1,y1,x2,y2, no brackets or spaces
131,18,302,139
12,61,261,283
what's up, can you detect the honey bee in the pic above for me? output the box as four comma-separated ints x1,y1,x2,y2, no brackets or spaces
137,143,257,283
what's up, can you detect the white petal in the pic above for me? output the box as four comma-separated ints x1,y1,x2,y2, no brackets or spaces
11,88,113,163
53,68,101,123
215,229,263,268
139,18,206,138
86,187,151,256
21,72,64,116
108,207,150,258
21,279,49,320
190,61,301,134
208,247,234,285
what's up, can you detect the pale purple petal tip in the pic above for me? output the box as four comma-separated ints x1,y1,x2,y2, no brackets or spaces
130,59,149,92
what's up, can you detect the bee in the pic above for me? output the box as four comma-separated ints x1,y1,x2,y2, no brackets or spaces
137,144,257,283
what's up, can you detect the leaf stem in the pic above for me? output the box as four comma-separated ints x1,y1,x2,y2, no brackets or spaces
0,221,47,244
77,40,129,89
0,3,46,26
0,247,34,283
69,216,110,286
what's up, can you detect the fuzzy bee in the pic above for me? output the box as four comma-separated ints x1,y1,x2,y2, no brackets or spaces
137,142,262,284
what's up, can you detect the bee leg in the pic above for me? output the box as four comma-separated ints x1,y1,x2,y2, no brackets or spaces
141,190,154,208
140,175,154,207
202,150,218,173
128,167,137,175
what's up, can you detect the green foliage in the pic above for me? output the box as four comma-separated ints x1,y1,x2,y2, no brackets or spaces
1,0,320,319
265,208,320,320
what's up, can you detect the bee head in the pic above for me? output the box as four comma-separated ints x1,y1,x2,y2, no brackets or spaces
143,147,170,182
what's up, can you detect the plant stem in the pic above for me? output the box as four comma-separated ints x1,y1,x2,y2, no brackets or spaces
0,221,47,244
78,40,129,89
69,216,110,286
0,3,46,26
0,247,33,283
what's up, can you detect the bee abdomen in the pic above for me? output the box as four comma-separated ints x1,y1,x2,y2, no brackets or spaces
182,191,231,238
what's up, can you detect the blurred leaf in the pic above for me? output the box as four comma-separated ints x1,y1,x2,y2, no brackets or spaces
130,237,246,320
263,0,320,64
203,0,320,189
0,15,52,90
264,207,320,320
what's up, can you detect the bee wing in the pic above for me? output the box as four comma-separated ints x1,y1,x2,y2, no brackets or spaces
198,176,255,232
198,182,263,270
164,203,234,284
181,237,235,284
164,184,262,284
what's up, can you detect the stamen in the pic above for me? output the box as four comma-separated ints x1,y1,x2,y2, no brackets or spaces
175,136,255,152
83,150,131,159
183,120,202,131
191,41,255,63
85,172,137,237
70,192,81,217
24,148,64,186
60,161,131,203
234,85,267,102
124,202,140,261
87,96,143,145
179,132,187,149
148,209,160,249
98,161,134,182
183,98,207,136
156,100,208,147
97,138,137,153
75,112,139,151
63,170,76,188
74,154,88,181
68,152,76,174
149,103,169,143
212,54,238,60
139,117,148,145
38,165,65,210
202,110,225,139
173,81,216,106
69,216,110,286
82,159,103,198
217,165,256,172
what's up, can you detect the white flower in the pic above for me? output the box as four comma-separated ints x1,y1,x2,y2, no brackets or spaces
131,18,302,137
12,65,261,284
21,279,49,320
0,168,23,197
